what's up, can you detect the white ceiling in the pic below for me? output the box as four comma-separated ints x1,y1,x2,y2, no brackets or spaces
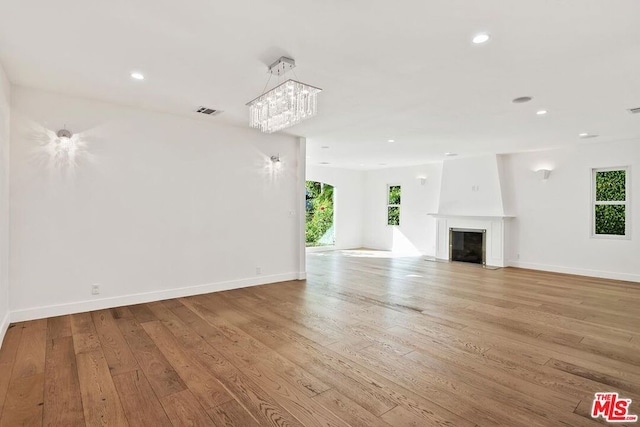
1,0,639,169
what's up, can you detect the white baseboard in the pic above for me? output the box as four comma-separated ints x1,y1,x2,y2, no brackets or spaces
8,261,637,326
297,272,307,280
305,245,337,253
356,246,433,257
435,256,504,268
10,272,299,323
0,311,10,348
507,261,640,283
359,245,388,251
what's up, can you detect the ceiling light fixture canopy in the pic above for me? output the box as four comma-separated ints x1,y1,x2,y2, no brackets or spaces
247,57,322,133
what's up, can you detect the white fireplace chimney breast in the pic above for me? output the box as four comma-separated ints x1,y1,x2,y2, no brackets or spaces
437,154,506,216
431,154,514,267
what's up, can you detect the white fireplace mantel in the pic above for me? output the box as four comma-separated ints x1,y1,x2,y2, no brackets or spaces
428,213,515,267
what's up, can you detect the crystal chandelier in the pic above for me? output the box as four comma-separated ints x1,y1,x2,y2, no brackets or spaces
247,57,322,134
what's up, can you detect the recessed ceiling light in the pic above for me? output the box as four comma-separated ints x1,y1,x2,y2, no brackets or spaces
445,152,458,157
321,146,330,149
378,163,387,166
579,132,599,139
319,161,330,165
359,163,365,166
512,96,533,104
387,139,395,143
472,33,490,44
536,110,548,115
130,72,145,80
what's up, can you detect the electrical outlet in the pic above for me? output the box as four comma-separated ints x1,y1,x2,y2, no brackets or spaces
91,284,100,295
516,253,520,260
256,267,262,275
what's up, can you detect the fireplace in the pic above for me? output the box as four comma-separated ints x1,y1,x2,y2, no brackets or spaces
431,215,511,267
449,228,486,265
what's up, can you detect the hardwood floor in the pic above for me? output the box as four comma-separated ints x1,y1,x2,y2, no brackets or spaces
1,250,639,426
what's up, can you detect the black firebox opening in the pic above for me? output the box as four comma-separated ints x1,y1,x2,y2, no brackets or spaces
450,229,485,265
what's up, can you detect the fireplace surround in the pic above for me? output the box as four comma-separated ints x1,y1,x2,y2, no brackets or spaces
430,214,513,267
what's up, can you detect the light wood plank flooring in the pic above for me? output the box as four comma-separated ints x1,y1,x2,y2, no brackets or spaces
1,250,639,426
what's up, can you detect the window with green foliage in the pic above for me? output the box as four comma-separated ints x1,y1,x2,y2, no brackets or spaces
592,168,629,237
305,181,335,247
387,185,401,226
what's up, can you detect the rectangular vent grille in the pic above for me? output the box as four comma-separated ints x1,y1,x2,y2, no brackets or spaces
628,107,640,114
196,106,219,115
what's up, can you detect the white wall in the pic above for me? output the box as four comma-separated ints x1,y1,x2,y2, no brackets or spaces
5,86,638,331
306,165,364,250
503,140,640,282
438,155,506,216
0,63,10,343
361,146,639,281
362,163,442,255
10,86,302,321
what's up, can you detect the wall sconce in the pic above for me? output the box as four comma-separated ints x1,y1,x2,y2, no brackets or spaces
270,154,281,164
417,176,427,186
56,127,74,152
537,169,551,181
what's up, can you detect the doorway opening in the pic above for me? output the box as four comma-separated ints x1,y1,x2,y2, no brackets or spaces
305,181,335,247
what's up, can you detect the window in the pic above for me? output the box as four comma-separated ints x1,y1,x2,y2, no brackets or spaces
592,167,630,238
387,185,401,226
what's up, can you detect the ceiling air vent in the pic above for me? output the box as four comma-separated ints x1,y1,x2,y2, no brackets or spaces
628,107,640,114
195,106,220,116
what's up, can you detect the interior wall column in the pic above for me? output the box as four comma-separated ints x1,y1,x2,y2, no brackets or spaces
297,137,307,280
